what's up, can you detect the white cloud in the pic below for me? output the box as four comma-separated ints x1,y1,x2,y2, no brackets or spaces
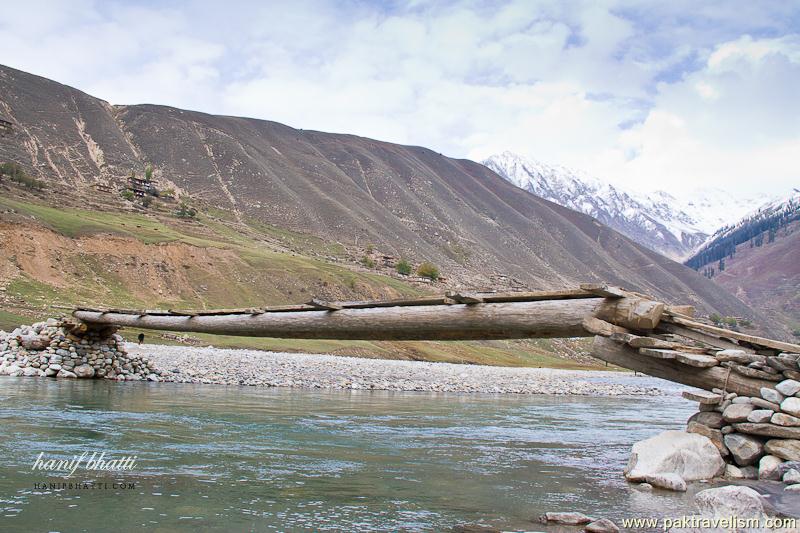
0,0,798,198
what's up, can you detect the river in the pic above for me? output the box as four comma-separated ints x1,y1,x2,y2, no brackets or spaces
0,376,698,531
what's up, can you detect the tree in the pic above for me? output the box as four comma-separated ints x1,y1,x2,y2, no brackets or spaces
396,259,412,276
145,164,153,181
718,258,725,272
361,255,375,268
417,261,440,281
709,313,722,325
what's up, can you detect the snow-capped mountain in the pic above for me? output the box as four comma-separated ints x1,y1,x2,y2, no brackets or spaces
483,151,759,260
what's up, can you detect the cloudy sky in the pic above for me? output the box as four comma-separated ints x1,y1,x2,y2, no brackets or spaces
2,0,798,198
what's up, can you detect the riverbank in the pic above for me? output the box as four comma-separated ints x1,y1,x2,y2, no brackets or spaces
132,343,665,395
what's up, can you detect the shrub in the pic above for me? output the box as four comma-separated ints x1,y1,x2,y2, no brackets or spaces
738,318,751,327
723,316,738,328
121,190,135,201
417,261,439,281
141,196,153,208
396,259,412,276
176,202,197,218
365,243,374,254
1,162,45,190
145,164,153,181
709,313,722,325
361,255,375,268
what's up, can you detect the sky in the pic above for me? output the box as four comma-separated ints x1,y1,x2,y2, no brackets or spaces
1,0,799,198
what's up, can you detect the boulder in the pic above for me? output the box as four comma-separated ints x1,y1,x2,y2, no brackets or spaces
781,397,800,417
786,484,800,492
624,430,724,482
722,403,754,423
645,473,687,492
686,422,727,457
776,379,800,397
584,518,620,533
724,434,764,466
538,512,593,525
758,455,784,480
764,439,800,461
747,409,774,423
22,367,40,377
716,350,764,364
694,485,768,522
56,369,77,378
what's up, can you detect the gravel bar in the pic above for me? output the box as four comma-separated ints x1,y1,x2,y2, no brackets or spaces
132,344,664,395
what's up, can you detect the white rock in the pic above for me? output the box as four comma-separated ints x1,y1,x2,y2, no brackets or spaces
783,469,800,484
694,485,768,523
781,397,800,417
776,379,800,397
762,387,785,404
624,430,724,482
539,512,594,525
22,367,39,377
644,473,687,491
785,484,800,492
747,409,774,423
759,455,784,480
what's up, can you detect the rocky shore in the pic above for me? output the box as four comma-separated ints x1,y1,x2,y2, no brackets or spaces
132,343,663,395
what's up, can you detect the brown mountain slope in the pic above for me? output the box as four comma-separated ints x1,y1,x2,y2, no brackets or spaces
0,63,761,323
713,220,800,334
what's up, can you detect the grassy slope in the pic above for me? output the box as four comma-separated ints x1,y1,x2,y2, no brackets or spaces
0,196,603,369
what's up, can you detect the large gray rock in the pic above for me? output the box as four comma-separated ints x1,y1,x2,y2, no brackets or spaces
765,439,800,461
694,485,768,523
724,433,764,466
625,430,724,482
687,422,728,457
783,469,800,484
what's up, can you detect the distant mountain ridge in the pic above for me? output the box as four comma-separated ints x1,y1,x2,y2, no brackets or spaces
684,190,800,335
483,151,759,260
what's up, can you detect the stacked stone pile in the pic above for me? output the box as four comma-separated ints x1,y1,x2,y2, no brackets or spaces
682,349,800,491
0,319,160,381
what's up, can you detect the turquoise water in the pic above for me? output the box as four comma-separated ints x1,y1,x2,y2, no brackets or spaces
0,377,697,531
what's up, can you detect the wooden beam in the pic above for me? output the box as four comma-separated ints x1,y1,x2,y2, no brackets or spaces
579,283,626,298
656,322,754,353
665,305,696,318
664,315,800,353
72,297,669,341
591,336,775,397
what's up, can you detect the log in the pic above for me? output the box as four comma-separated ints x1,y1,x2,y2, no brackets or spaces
73,297,661,341
591,336,775,397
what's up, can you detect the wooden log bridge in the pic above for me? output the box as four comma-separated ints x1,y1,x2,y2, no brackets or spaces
71,284,800,397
